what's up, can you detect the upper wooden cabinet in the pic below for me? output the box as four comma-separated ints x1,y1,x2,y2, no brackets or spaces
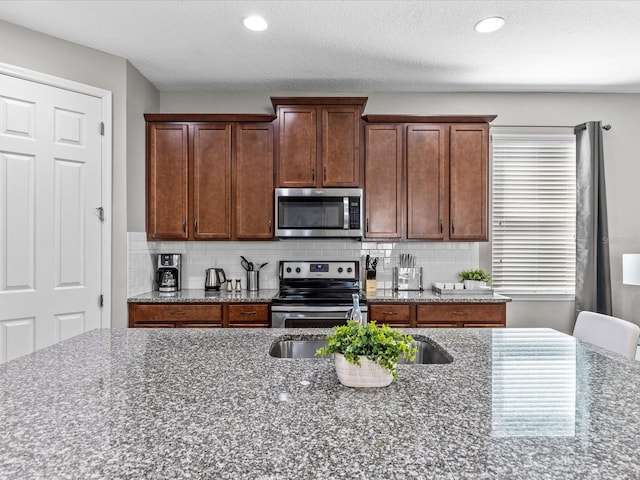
272,97,367,188
146,123,189,240
145,114,276,241
364,124,403,239
363,115,495,241
449,124,489,240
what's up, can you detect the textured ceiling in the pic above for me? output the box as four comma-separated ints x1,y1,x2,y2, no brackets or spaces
1,0,640,93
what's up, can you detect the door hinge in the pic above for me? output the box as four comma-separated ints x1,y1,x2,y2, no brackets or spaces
99,294,104,307
96,207,105,223
100,122,105,136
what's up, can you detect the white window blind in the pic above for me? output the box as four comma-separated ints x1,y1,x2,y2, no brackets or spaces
491,129,576,295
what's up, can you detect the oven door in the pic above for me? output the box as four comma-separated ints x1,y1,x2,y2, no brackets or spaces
271,305,368,328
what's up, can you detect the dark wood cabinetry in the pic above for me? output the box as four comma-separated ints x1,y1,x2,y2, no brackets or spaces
145,114,275,241
272,97,367,188
128,303,223,328
368,301,506,328
363,115,495,241
146,123,189,240
416,303,505,328
129,302,270,328
364,124,404,238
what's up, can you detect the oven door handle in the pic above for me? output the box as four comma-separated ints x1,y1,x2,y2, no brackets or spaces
271,305,367,312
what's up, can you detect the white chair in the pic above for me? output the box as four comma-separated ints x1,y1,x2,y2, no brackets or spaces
573,311,640,360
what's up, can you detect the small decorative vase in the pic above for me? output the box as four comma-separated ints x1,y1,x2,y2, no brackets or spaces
334,353,394,388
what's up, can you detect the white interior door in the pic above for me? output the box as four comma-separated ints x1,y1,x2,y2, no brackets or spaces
0,73,103,363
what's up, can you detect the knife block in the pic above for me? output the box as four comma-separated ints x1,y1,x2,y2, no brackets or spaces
392,267,423,291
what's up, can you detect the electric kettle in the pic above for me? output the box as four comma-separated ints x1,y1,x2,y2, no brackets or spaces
205,268,227,291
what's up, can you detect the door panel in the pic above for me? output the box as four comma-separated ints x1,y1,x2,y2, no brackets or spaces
364,124,403,238
235,123,274,239
0,73,103,363
193,124,232,239
322,107,360,186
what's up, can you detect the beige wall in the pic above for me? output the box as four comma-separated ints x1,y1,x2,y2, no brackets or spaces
159,91,640,333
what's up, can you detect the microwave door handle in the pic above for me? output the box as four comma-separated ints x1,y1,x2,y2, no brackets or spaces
343,196,349,230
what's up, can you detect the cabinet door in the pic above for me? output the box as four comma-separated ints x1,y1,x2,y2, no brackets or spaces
406,124,446,239
193,124,232,239
277,106,317,187
227,304,270,328
416,303,505,328
321,106,361,187
449,124,489,240
147,123,189,240
368,303,413,328
128,303,223,328
364,124,403,239
235,124,274,239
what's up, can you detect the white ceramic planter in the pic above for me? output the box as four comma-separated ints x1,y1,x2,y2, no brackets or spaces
464,279,487,289
334,353,394,388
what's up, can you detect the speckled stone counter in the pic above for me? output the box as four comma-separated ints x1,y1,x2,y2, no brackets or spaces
365,289,511,303
128,288,280,303
1,327,639,479
128,288,510,304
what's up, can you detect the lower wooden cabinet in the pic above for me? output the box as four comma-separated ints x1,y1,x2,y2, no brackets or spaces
128,302,270,328
368,302,506,328
416,303,505,328
226,304,270,328
368,303,413,328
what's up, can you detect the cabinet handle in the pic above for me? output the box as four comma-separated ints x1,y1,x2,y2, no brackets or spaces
440,219,443,234
323,166,327,182
268,218,272,233
311,169,316,181
241,311,257,315
451,220,455,234
382,311,398,315
169,311,187,316
452,311,468,316
182,219,186,233
366,218,369,233
195,219,198,233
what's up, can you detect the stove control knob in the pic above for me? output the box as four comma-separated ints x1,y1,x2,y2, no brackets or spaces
295,267,301,273
347,267,353,273
338,267,343,273
286,267,292,273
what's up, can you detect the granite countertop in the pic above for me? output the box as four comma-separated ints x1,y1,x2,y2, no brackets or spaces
1,327,639,479
128,288,280,303
129,289,511,304
365,289,511,303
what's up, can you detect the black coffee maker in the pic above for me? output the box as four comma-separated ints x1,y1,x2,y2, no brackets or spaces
156,253,181,292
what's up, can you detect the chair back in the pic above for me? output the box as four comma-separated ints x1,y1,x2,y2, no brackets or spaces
573,311,640,360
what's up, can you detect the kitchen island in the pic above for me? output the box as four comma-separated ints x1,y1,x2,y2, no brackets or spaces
1,327,639,479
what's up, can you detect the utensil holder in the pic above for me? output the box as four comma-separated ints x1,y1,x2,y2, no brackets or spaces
247,271,259,291
392,267,423,291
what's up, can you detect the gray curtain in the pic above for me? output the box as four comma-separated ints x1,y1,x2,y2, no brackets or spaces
574,121,611,318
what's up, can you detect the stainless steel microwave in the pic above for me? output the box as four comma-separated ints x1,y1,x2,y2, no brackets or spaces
275,188,363,238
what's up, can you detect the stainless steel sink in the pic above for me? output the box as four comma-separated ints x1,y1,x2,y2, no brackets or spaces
269,335,452,364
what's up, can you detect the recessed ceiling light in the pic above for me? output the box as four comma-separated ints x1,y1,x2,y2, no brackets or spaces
474,16,505,33
243,15,268,32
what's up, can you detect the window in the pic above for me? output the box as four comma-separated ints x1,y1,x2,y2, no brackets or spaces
491,128,576,295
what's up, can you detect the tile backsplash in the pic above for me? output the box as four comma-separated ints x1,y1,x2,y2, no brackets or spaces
127,232,479,296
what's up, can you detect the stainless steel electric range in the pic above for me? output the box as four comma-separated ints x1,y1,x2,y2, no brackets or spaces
271,260,367,328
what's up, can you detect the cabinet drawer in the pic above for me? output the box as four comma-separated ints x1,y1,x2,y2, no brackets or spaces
369,304,412,323
417,304,505,325
228,304,269,321
131,304,223,322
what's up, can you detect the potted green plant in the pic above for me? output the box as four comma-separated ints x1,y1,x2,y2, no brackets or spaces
315,320,417,387
458,268,491,289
